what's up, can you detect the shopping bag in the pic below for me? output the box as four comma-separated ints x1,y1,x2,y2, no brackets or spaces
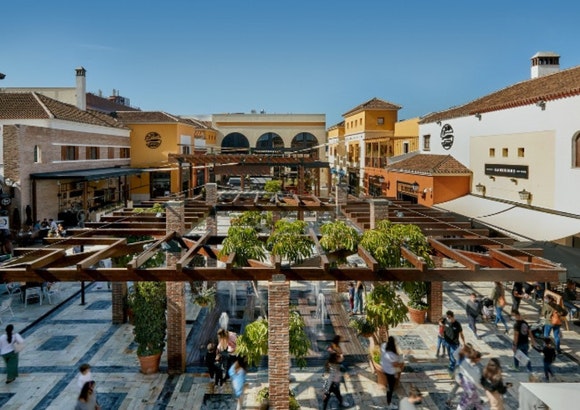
14,341,24,353
514,349,530,366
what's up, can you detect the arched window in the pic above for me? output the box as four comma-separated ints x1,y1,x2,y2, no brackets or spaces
34,145,42,163
574,133,580,168
256,132,284,151
291,132,318,150
221,133,250,154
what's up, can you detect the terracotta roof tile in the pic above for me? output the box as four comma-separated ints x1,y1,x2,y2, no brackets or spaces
386,153,472,176
342,97,402,117
420,65,580,124
86,93,140,113
0,92,128,129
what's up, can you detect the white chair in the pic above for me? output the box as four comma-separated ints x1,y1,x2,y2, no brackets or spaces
7,283,23,303
24,287,43,307
0,297,15,323
44,282,61,305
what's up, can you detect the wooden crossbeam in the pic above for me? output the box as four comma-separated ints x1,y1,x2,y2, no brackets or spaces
309,228,330,271
429,238,481,271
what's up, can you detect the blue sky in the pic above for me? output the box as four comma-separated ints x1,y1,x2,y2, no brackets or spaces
2,1,580,126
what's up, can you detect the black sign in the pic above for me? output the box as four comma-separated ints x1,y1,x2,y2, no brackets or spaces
440,124,454,150
485,164,529,179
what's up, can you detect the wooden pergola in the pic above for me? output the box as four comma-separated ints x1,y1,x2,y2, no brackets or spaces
0,195,565,283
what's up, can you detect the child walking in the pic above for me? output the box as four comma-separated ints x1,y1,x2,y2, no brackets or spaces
436,317,446,358
542,337,556,382
322,351,346,409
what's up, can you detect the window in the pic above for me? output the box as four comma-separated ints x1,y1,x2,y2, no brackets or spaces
423,135,431,151
377,117,384,125
574,134,580,167
108,147,115,159
120,148,130,158
403,142,409,154
34,145,42,163
502,148,508,157
489,148,495,157
61,146,78,161
518,147,525,157
86,146,99,160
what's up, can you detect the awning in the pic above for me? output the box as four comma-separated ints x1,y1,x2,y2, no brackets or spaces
434,195,580,241
519,383,580,409
30,167,146,181
514,241,580,281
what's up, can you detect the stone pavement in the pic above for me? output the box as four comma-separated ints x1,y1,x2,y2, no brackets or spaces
0,280,578,409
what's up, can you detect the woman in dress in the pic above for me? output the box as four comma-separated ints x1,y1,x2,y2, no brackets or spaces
75,380,100,410
0,324,24,384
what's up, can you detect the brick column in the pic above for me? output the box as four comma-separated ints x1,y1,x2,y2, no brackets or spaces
165,200,186,374
268,274,290,410
111,282,127,324
428,282,442,323
336,183,348,220
370,199,390,230
204,183,218,269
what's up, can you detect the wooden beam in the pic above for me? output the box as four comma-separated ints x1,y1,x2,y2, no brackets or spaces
357,245,378,271
429,238,481,271
400,246,428,272
77,238,127,271
488,248,531,273
128,232,175,269
176,231,211,271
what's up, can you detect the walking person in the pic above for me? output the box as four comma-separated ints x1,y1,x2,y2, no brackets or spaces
322,351,346,409
228,356,247,410
347,282,355,313
541,338,557,382
491,282,509,334
75,380,100,410
399,385,423,410
353,281,364,314
443,310,466,376
456,349,484,410
205,342,220,390
511,309,535,372
480,358,512,410
77,363,93,390
381,336,404,410
511,282,526,315
541,294,567,354
0,324,24,384
436,317,446,358
445,343,475,408
465,293,482,338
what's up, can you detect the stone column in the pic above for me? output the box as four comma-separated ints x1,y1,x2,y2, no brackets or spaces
268,274,290,410
111,282,127,324
165,200,186,374
370,199,390,230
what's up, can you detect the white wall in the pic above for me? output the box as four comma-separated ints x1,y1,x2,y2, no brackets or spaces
419,96,580,215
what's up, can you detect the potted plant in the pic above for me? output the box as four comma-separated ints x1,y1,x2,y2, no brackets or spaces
151,202,165,217
402,281,430,324
257,387,300,410
319,220,360,266
132,281,167,374
369,344,387,386
266,220,314,266
220,226,267,267
191,283,216,308
349,316,377,338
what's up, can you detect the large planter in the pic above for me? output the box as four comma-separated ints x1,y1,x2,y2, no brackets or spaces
138,353,161,374
408,306,427,324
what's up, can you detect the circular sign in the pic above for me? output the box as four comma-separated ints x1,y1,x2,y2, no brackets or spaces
145,132,162,149
440,124,454,150
0,197,11,206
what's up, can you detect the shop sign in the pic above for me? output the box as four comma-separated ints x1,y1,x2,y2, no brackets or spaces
484,164,529,179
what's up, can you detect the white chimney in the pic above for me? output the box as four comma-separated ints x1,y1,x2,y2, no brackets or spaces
75,66,87,110
531,52,560,79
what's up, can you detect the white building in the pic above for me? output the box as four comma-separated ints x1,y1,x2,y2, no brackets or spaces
419,52,580,245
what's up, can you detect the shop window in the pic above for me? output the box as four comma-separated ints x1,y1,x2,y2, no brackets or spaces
423,135,431,151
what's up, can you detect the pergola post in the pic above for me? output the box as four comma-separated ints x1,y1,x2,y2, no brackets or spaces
427,281,442,323
111,282,127,324
370,198,390,229
268,274,290,410
166,200,186,374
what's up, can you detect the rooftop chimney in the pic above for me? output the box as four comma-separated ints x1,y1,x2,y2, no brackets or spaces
531,52,560,79
75,66,87,110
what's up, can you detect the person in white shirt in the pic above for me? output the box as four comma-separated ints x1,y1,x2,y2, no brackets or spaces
381,336,403,410
0,324,25,383
77,363,93,390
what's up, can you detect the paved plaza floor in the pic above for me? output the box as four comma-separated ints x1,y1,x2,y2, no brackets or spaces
0,280,579,409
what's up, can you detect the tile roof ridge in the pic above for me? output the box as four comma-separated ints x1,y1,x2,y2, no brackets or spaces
32,92,54,119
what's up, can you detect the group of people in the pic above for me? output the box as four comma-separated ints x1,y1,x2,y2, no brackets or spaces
347,281,365,315
205,327,246,409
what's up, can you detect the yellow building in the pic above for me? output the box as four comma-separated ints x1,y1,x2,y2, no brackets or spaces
116,111,216,201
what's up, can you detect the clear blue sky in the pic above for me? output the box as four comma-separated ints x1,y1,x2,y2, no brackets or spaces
2,0,580,126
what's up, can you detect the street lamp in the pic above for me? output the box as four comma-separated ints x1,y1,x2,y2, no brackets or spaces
0,73,5,80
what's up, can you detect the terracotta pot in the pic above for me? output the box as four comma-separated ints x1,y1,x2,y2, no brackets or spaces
408,306,427,324
371,360,387,387
138,353,161,374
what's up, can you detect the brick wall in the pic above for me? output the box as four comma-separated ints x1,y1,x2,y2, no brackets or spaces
111,282,127,325
268,274,290,410
428,281,442,323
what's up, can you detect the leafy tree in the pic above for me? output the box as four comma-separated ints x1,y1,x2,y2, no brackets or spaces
264,180,282,193
319,220,360,265
267,219,313,265
219,226,266,267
